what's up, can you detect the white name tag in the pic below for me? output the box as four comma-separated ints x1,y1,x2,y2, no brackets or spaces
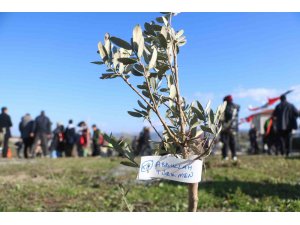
138,155,203,184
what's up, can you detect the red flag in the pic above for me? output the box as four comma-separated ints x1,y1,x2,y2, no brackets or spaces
248,89,293,112
240,115,254,124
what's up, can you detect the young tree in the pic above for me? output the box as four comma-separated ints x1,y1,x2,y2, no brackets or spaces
92,12,226,212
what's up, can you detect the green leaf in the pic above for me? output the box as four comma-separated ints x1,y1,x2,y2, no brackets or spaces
177,35,186,43
160,88,169,92
190,120,200,129
149,77,156,90
210,124,217,134
167,75,174,88
137,84,147,90
138,100,147,110
162,16,169,27
103,133,123,155
190,116,198,138
157,52,168,61
157,33,168,49
201,125,213,134
195,130,204,138
157,65,169,79
100,73,118,79
128,111,143,118
98,42,108,62
192,106,205,121
132,64,144,76
209,109,215,125
169,84,176,99
178,41,187,47
142,90,150,98
124,64,134,74
216,125,223,136
205,100,211,113
143,50,150,64
133,24,144,58
134,108,148,116
161,26,168,39
104,33,111,59
110,36,132,50
156,16,164,24
149,47,157,70
149,72,158,78
156,16,169,27
90,61,104,65
175,29,184,39
144,22,156,36
120,161,138,168
117,58,137,65
196,101,205,114
151,24,162,31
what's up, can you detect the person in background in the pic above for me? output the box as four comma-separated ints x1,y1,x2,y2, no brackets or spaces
272,95,300,157
263,116,277,155
64,120,76,157
50,122,65,158
131,136,138,156
77,121,90,157
19,113,34,159
91,124,103,157
137,127,151,156
248,124,260,154
0,107,13,158
14,139,23,158
220,95,240,161
31,111,52,157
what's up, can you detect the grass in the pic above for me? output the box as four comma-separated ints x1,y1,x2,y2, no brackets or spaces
0,155,299,212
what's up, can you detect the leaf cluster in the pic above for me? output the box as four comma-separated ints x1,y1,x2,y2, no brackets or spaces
93,13,226,164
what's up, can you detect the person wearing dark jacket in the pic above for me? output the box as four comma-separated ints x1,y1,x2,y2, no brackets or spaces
273,95,299,156
77,121,90,157
0,107,13,158
64,120,76,157
19,113,34,159
91,124,102,157
31,111,52,157
137,127,151,156
220,95,240,161
248,124,259,154
50,122,65,157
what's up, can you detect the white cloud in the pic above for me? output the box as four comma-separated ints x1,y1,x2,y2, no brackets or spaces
233,87,279,103
233,85,300,108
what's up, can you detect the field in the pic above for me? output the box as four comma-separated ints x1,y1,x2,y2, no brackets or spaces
0,155,299,212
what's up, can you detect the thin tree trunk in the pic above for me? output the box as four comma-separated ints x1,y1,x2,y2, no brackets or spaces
183,147,199,212
188,183,199,212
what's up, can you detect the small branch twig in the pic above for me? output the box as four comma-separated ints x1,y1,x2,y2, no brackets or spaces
121,76,153,109
147,118,164,143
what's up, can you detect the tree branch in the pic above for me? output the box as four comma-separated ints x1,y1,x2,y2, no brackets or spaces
172,43,186,150
147,118,164,143
143,70,180,144
121,76,153,109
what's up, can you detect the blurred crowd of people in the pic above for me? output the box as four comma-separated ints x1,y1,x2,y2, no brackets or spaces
219,93,299,161
0,107,153,159
16,111,107,159
248,95,300,157
1,93,298,160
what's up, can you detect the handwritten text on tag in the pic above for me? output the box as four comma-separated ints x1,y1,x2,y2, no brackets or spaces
138,155,203,184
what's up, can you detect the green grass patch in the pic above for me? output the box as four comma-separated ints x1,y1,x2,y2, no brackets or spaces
0,155,299,211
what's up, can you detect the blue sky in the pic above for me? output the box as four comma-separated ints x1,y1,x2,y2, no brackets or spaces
0,13,300,136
